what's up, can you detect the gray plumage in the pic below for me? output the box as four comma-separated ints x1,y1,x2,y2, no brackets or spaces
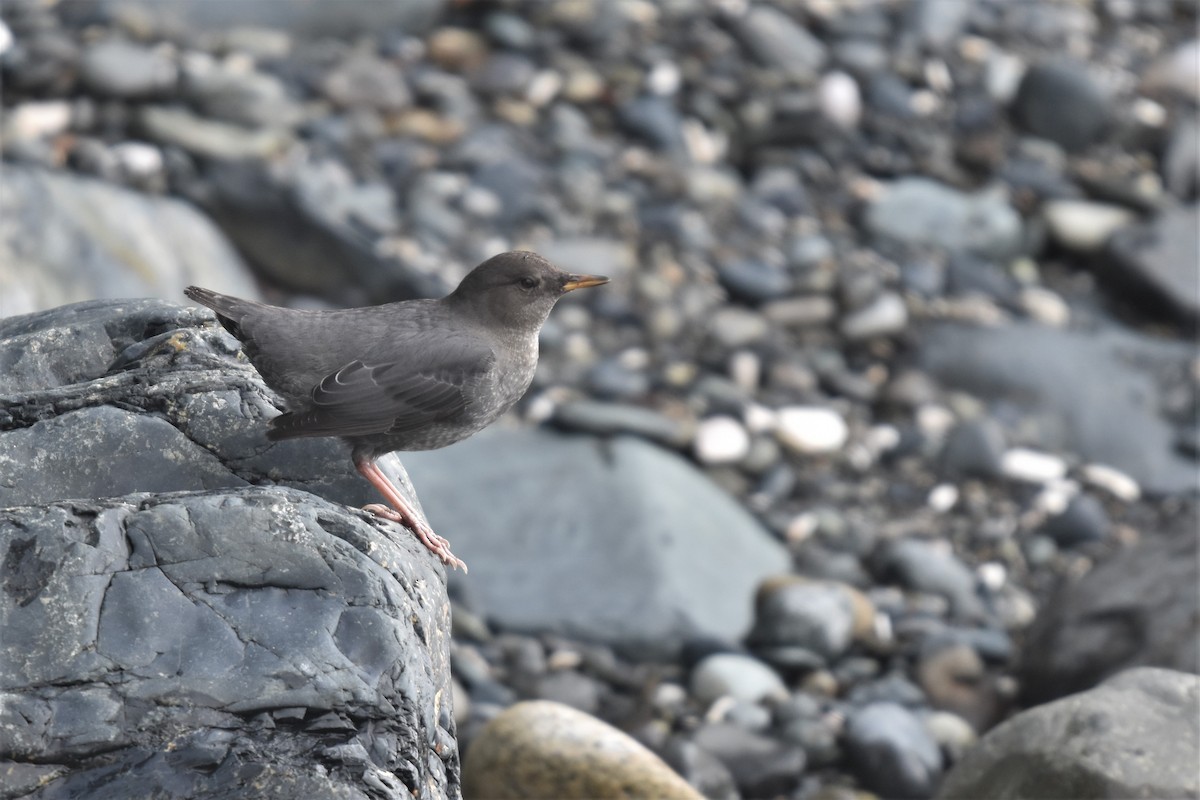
185,250,608,571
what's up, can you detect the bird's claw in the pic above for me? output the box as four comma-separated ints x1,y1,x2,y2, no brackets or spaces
363,503,468,572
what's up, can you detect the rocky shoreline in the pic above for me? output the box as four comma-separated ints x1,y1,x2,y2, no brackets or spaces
2,1,1197,798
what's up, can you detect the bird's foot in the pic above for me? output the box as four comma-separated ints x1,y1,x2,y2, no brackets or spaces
363,503,468,573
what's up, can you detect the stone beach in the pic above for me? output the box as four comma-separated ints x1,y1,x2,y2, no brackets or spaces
1,1,1197,798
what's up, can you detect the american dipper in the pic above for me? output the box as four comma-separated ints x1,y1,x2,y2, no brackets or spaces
185,251,608,572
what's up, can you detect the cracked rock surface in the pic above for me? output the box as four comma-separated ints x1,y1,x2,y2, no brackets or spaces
0,299,459,799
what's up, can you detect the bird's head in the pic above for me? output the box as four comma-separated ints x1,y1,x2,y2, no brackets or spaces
446,251,609,333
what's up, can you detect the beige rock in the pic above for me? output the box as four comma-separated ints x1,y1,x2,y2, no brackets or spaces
463,700,702,800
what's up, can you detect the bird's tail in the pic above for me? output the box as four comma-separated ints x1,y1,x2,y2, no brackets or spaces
185,286,251,320
185,286,271,342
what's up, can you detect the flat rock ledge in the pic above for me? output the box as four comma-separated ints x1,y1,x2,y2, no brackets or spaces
0,299,459,799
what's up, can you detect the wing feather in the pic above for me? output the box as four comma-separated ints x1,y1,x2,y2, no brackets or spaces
266,339,494,441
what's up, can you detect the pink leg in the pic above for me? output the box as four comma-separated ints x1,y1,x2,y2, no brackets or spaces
355,457,467,573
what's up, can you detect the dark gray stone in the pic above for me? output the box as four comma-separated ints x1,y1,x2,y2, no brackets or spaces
877,539,984,620
937,668,1200,800
88,0,443,38
0,489,458,799
0,165,258,318
919,321,1197,494
717,259,793,305
184,62,302,129
692,721,806,798
1039,493,1111,547
0,298,460,797
845,702,943,800
1012,61,1111,152
400,429,791,658
939,419,1007,480
1105,205,1200,328
733,5,827,81
549,400,694,448
199,160,441,306
747,580,859,662
1019,517,1199,705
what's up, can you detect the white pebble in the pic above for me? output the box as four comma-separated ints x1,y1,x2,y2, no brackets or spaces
111,141,163,177
928,483,959,513
1043,199,1136,253
7,101,71,141
1019,287,1071,327
1081,463,1141,503
0,19,11,57
694,415,751,465
525,70,562,107
1033,480,1079,515
916,405,956,439
819,70,861,130
775,407,849,454
646,61,681,96
977,562,1007,591
841,292,908,339
1001,448,1068,484
985,50,1026,103
865,424,901,456
744,403,777,434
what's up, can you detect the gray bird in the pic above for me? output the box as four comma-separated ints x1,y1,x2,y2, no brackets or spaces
185,251,608,571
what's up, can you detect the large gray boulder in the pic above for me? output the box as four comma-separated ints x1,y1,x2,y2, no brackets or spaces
1018,514,1199,705
401,429,792,658
0,299,459,798
0,490,456,799
0,165,259,318
937,668,1200,800
918,321,1197,494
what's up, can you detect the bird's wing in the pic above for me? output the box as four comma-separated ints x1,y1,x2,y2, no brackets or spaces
266,338,494,440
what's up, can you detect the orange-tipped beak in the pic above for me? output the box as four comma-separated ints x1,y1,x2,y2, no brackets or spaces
562,274,610,292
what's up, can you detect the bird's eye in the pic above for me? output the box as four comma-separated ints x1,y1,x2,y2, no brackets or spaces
519,277,538,290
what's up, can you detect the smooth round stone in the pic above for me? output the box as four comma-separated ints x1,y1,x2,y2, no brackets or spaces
718,260,793,304
1013,60,1111,152
694,416,752,465
880,540,983,619
463,701,702,800
778,716,841,766
691,721,808,798
845,703,944,800
775,407,849,454
939,419,1007,479
1039,493,1111,547
924,710,977,761
550,400,693,448
917,643,991,727
748,577,873,660
6,100,72,142
586,358,652,400
819,71,862,129
708,308,770,348
485,11,536,49
1042,199,1136,252
763,296,837,328
733,4,827,81
840,292,908,339
691,652,788,706
1000,448,1068,483
80,39,177,97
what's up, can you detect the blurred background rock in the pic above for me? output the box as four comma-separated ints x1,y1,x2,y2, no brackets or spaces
1,0,1197,797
